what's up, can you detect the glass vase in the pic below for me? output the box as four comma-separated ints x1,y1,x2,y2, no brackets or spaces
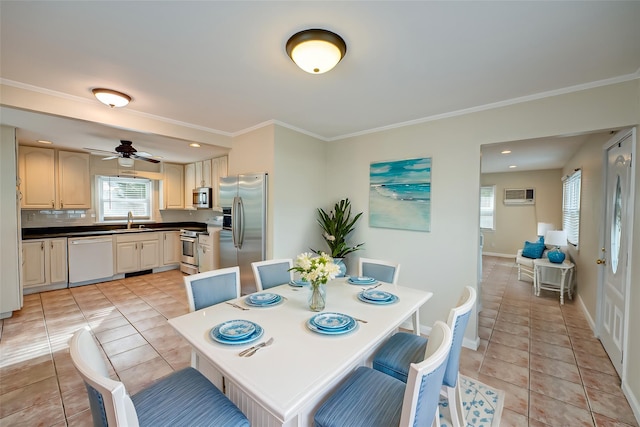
308,283,326,312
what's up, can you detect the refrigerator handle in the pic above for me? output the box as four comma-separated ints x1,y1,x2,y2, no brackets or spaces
232,196,239,248
237,196,245,249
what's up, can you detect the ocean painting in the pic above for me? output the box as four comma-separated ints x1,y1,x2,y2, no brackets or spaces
369,157,431,232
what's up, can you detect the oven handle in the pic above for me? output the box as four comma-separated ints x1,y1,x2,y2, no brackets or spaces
180,236,197,243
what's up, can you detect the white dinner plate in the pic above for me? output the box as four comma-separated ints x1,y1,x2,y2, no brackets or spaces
357,292,399,305
245,293,283,307
217,319,256,340
210,321,264,344
310,312,353,330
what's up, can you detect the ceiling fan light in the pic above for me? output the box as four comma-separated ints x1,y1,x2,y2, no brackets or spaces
286,29,346,74
118,157,135,167
92,88,131,108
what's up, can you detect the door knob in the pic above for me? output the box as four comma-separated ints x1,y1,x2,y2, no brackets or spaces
596,258,607,265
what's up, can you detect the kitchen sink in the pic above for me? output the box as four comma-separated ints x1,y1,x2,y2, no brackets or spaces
114,228,157,233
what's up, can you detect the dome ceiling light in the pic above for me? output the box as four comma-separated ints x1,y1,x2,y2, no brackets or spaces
286,29,347,74
92,88,131,108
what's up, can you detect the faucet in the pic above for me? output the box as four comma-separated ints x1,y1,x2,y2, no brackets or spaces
127,211,133,229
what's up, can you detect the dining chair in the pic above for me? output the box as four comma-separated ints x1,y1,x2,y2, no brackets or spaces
183,266,241,312
69,328,249,427
358,257,401,284
314,321,452,427
371,285,476,427
251,258,293,291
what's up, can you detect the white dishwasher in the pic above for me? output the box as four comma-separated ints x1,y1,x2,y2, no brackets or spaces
68,236,114,287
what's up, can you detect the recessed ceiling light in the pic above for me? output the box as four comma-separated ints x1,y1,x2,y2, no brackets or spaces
189,143,201,148
37,140,53,144
92,88,131,108
501,150,511,154
509,165,517,169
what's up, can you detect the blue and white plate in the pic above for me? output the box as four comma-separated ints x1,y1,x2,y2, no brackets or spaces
347,276,378,285
358,291,399,305
217,319,256,340
245,293,283,307
210,321,263,345
361,289,394,302
289,279,309,287
307,313,357,335
310,312,353,330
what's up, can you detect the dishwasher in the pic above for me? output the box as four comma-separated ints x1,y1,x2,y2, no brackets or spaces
68,236,115,287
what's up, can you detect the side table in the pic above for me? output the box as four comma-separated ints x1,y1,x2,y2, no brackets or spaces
533,258,575,305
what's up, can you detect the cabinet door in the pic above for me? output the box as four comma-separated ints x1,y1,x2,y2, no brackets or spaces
210,156,228,208
139,239,160,270
116,242,139,273
19,146,56,208
162,163,184,209
48,238,68,284
184,162,196,208
201,159,212,187
162,231,181,265
58,151,90,209
22,241,46,287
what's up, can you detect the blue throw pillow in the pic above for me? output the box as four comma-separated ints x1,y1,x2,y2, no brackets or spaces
521,241,545,259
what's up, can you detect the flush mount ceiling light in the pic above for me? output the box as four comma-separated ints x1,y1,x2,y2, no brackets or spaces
118,157,135,167
286,29,347,74
92,88,131,108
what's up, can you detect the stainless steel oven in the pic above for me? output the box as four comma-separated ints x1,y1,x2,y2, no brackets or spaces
180,230,200,274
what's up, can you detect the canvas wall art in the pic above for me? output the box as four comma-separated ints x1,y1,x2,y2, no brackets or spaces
369,157,431,232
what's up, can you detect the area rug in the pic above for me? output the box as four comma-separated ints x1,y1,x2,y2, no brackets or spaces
438,375,505,427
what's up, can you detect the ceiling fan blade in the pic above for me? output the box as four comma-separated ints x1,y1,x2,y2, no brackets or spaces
84,147,117,155
101,156,118,161
132,154,160,163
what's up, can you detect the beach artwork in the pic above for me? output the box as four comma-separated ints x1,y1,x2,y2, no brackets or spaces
369,157,431,232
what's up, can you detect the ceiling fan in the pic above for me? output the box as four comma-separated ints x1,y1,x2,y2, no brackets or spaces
85,140,160,165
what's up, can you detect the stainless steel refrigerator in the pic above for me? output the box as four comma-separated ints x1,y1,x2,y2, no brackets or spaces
219,173,267,294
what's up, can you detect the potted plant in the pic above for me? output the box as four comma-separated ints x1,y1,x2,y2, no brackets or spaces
313,198,364,276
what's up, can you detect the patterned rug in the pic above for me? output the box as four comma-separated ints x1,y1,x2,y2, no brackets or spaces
438,375,505,427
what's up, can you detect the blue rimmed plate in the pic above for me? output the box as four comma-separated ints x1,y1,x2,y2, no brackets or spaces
217,319,256,340
347,276,378,285
357,291,399,305
210,321,263,345
307,314,357,335
289,279,309,287
361,289,394,302
245,293,283,307
310,312,353,330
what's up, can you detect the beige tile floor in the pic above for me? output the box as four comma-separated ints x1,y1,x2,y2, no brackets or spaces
0,259,638,426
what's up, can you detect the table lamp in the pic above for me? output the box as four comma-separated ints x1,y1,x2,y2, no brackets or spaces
537,223,554,243
545,230,567,263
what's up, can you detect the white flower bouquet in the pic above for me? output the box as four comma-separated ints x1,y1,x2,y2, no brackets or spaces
290,252,340,287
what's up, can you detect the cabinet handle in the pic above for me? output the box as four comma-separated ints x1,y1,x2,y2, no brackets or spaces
141,243,144,250
135,243,138,250
41,242,44,250
50,242,53,249
51,200,55,208
61,201,64,208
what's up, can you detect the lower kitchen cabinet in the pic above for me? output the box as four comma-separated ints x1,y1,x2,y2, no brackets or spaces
115,233,160,274
162,231,181,266
22,238,68,291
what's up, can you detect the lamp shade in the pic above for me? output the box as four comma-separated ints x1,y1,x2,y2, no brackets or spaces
286,29,347,74
118,157,134,167
537,222,554,237
545,230,567,248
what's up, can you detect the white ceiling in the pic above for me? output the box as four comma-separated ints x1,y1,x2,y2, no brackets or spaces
1,1,639,169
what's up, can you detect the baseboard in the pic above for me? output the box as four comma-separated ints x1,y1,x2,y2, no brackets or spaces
576,294,596,333
404,321,479,351
482,252,515,259
622,380,640,426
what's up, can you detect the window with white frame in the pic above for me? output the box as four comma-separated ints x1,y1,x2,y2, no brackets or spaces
480,185,496,230
562,170,581,246
97,176,152,222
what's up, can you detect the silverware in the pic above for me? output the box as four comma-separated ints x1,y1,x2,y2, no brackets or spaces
365,283,382,291
239,337,274,357
225,301,249,311
353,318,368,324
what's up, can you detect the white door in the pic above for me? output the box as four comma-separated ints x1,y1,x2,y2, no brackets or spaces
598,129,635,377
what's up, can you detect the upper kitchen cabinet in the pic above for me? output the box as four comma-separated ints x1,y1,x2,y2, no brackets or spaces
160,162,184,209
211,156,228,207
19,146,90,209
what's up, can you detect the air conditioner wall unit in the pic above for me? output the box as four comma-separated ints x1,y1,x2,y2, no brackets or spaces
504,188,535,205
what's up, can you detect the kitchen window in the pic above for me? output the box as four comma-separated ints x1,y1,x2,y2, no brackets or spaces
97,176,152,222
480,185,496,230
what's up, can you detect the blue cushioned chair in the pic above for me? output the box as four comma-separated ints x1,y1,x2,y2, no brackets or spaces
314,321,452,427
183,266,241,312
251,258,293,291
372,286,476,427
358,257,401,284
69,328,249,427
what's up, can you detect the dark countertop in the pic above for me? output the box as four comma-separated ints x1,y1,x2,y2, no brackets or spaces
22,222,208,240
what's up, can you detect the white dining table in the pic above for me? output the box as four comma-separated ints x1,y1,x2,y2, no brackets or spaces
168,278,433,427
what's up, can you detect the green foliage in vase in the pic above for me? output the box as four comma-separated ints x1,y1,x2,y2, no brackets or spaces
314,198,364,258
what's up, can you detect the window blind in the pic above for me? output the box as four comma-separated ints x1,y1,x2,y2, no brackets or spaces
562,170,581,246
98,176,152,221
480,185,496,230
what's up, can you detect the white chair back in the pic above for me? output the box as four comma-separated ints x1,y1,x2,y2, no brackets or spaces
358,257,401,284
251,259,293,291
400,321,453,426
184,266,241,312
69,328,140,427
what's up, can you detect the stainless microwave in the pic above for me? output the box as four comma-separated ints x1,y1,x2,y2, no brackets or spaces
193,187,213,208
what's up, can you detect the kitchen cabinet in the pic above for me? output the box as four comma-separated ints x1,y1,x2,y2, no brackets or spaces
115,233,160,273
184,162,196,208
22,238,68,290
211,156,228,207
18,146,90,209
161,163,184,209
162,231,181,266
201,159,212,187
